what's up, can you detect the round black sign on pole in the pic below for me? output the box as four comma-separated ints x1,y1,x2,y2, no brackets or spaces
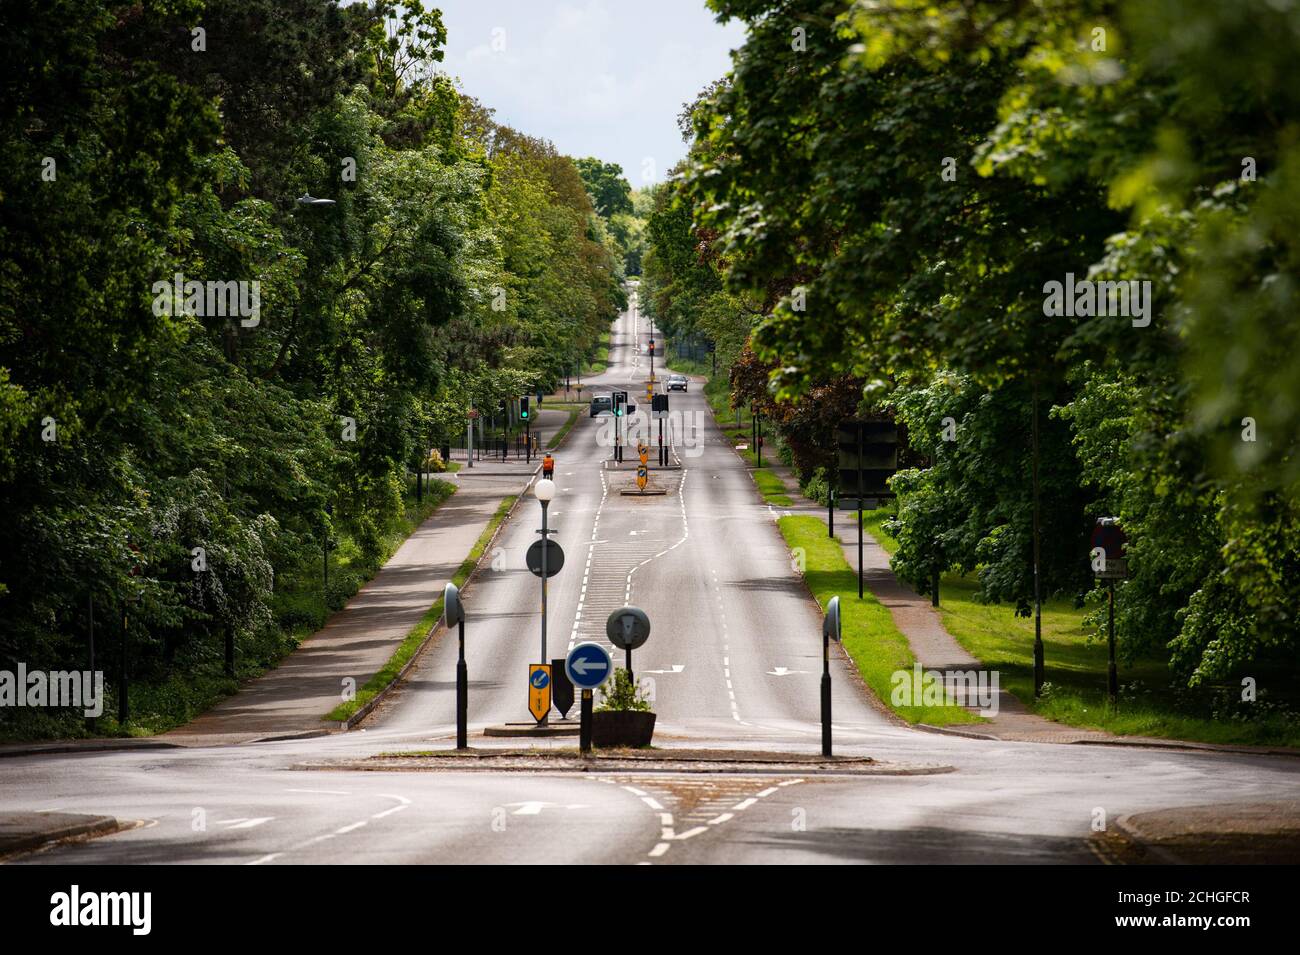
526,539,564,578
606,606,651,650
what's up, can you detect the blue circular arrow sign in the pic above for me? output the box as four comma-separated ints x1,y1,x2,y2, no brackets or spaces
530,669,550,689
565,642,613,690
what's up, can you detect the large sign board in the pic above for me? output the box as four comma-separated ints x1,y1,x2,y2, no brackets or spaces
836,419,899,499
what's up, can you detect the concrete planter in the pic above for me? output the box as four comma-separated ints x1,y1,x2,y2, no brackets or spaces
591,711,656,748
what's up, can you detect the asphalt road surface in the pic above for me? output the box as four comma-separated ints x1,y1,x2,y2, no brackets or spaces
4,295,1298,865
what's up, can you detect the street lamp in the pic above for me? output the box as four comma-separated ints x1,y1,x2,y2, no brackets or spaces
535,479,557,717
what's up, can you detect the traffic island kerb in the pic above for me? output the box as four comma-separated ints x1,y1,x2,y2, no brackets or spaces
300,748,957,777
0,812,126,860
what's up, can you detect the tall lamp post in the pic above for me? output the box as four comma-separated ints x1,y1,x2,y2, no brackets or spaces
535,478,557,725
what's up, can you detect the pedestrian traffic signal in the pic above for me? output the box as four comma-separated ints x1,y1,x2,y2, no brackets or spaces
520,396,530,419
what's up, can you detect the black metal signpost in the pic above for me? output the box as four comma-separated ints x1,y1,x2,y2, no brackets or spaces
121,548,141,725
580,689,593,752
822,596,841,757
530,484,560,725
444,583,467,749
611,391,626,462
1091,518,1129,707
120,604,128,724
836,420,900,601
87,595,95,733
521,395,531,463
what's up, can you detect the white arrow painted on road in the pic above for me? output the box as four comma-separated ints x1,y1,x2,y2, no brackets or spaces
766,667,809,676
571,657,609,676
504,802,590,815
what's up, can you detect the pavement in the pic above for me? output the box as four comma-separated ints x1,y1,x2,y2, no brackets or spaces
161,407,571,745
2,296,1298,865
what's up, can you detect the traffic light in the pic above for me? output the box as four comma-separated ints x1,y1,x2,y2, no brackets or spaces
613,391,627,416
520,396,530,420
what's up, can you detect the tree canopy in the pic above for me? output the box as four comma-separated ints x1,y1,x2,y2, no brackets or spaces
651,0,1300,687
0,0,622,734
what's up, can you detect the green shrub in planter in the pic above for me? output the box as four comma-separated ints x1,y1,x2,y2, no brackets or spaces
593,668,655,747
596,668,652,712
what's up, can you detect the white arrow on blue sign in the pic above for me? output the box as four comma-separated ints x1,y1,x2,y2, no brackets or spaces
565,642,613,690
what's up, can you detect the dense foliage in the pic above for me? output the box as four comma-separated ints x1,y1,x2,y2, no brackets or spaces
650,0,1300,688
0,0,622,732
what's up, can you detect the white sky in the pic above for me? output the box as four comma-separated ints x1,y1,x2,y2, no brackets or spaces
435,0,746,187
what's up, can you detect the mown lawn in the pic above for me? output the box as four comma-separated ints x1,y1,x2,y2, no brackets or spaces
859,514,1300,747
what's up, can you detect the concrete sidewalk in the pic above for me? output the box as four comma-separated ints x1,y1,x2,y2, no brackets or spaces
164,407,572,745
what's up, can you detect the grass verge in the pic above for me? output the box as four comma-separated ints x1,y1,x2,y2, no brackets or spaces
778,515,981,726
323,494,518,723
662,345,713,378
858,515,1300,747
753,469,794,506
